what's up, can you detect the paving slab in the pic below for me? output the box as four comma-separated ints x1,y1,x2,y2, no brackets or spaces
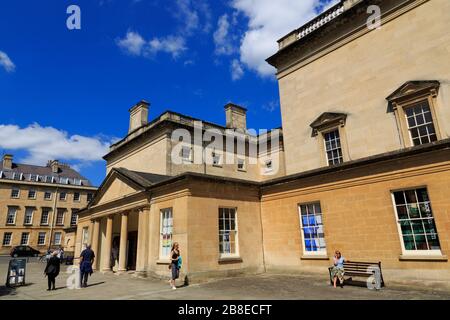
1,258,450,300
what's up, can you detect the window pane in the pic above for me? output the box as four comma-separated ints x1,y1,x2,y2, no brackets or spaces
423,219,437,234
414,235,428,250
396,205,408,220
400,220,413,235
411,220,425,234
407,204,420,219
427,234,441,250
403,235,415,250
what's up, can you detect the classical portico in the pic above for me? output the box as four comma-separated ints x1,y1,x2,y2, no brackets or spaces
75,168,165,275
88,207,148,273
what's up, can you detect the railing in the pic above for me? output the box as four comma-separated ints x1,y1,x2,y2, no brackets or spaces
297,4,345,40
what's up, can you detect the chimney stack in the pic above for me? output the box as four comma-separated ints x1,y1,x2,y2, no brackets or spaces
225,103,247,131
129,100,150,133
50,160,60,174
2,154,13,170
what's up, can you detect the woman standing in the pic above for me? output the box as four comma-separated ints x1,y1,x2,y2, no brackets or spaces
331,251,346,288
169,242,181,290
44,251,60,291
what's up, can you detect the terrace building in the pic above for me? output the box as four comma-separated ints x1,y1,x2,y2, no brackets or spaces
0,155,97,255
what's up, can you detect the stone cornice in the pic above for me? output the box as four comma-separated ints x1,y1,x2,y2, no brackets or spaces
267,0,429,78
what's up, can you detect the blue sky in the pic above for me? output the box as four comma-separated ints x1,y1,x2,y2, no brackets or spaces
0,0,337,186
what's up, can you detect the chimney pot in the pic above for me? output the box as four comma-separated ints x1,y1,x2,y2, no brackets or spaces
2,154,13,170
225,103,247,131
129,100,150,133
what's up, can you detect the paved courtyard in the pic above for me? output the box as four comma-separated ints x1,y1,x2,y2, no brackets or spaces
1,257,450,300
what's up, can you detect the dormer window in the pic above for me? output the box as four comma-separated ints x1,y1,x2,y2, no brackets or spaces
0,171,3,179
310,112,348,167
387,81,441,148
30,174,38,182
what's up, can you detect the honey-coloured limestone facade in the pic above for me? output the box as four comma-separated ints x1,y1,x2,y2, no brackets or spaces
0,155,97,255
75,0,450,287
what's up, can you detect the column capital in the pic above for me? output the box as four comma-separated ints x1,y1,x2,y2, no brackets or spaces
121,211,129,217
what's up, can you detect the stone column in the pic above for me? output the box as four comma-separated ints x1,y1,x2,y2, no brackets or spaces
118,212,129,273
102,215,114,272
91,219,100,270
136,207,150,276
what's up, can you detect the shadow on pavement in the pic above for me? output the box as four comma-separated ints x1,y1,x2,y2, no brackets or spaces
0,285,17,297
86,282,106,288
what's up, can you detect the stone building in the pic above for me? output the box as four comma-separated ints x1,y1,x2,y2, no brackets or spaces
0,155,97,255
76,0,450,287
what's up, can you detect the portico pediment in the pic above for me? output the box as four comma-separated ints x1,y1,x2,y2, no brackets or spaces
93,172,144,207
88,168,170,208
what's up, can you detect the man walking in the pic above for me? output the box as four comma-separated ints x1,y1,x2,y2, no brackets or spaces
79,244,95,288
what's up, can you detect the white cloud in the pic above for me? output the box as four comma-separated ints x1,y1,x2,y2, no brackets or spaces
147,35,187,58
231,0,339,77
0,123,114,166
214,14,237,56
117,0,211,60
117,31,186,59
0,51,15,73
231,59,244,81
117,31,146,56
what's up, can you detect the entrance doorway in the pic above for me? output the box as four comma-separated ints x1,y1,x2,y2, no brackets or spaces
127,231,138,270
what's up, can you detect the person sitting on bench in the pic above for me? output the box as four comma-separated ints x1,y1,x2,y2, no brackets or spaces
331,250,346,288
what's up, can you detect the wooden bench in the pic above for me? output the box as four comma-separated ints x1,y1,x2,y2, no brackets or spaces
328,260,385,288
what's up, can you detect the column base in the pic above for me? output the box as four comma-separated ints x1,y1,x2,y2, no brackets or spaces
101,269,113,274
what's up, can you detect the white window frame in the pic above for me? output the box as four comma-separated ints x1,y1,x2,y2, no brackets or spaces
404,100,437,147
37,232,46,246
2,233,12,246
218,207,239,258
212,151,223,167
181,145,193,163
264,159,273,173
70,211,78,226
237,158,246,172
87,193,94,203
323,128,344,166
24,207,34,226
6,207,17,225
11,188,20,199
54,232,62,246
159,208,173,260
56,209,65,226
298,203,328,256
20,233,30,246
28,189,37,200
73,192,81,202
59,192,67,201
44,191,52,201
41,209,50,226
391,187,442,257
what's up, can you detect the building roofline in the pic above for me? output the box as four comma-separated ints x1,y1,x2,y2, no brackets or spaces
104,109,283,161
144,138,450,191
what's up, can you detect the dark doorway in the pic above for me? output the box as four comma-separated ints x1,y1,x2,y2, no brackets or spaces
127,231,138,270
